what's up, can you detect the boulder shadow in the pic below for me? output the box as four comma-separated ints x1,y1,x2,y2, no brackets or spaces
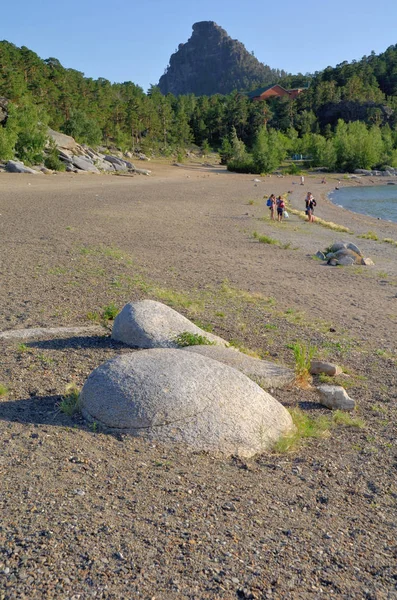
27,335,130,351
0,394,87,428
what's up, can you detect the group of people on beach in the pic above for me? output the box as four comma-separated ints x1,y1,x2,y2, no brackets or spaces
266,194,287,222
265,191,317,222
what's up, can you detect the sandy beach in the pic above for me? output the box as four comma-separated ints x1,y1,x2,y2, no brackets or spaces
0,162,396,598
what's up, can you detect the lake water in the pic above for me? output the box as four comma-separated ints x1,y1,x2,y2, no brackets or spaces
329,185,397,223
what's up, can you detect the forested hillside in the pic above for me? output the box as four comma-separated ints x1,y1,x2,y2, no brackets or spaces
1,38,397,172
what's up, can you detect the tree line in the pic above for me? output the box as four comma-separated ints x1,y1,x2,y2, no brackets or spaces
1,40,397,172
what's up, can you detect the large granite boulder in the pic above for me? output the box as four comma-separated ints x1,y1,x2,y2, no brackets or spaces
47,128,79,151
80,349,294,457
112,300,227,348
183,345,294,389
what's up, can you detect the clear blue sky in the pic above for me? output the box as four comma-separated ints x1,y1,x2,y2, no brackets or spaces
2,0,397,93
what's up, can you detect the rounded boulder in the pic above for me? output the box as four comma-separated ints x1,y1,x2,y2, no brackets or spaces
111,300,226,348
80,349,294,458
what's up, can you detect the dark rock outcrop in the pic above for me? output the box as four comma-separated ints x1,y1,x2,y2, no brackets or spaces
317,101,393,128
158,21,284,96
0,97,9,125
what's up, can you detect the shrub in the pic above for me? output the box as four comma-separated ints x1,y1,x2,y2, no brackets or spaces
58,384,81,416
102,303,119,320
291,342,316,387
175,331,215,347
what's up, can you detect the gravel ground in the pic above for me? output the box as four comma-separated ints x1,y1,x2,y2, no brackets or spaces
0,164,396,599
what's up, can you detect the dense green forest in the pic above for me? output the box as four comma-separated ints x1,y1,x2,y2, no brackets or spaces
1,40,397,171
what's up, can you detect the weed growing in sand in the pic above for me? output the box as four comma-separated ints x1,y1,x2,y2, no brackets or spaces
0,383,9,397
332,410,365,428
102,303,119,320
58,384,81,416
175,331,215,347
383,238,397,247
264,323,277,330
273,408,331,453
287,208,351,233
377,271,388,279
215,311,225,318
248,199,256,205
358,231,378,241
291,342,316,388
87,311,100,322
17,343,30,353
252,231,278,245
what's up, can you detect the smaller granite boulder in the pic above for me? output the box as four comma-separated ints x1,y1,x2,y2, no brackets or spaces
112,300,227,348
72,156,100,173
336,255,355,266
310,361,342,377
346,242,363,256
328,242,347,253
5,160,41,174
361,257,374,266
183,345,294,389
316,385,355,410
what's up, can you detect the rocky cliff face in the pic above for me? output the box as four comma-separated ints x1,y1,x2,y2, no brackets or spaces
158,21,284,96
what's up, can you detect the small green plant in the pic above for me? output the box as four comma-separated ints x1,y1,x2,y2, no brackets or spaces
58,384,81,416
332,410,365,428
175,331,215,347
17,343,30,353
252,231,278,245
102,303,119,320
291,342,316,388
358,231,378,241
0,383,9,397
273,407,332,453
87,311,100,322
248,199,255,205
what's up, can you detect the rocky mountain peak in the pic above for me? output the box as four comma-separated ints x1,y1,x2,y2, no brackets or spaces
158,21,284,96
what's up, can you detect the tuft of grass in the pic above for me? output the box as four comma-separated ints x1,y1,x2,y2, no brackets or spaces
332,410,365,428
273,408,332,453
102,303,119,321
291,342,316,387
358,231,378,241
247,199,255,205
57,384,81,416
287,208,351,233
252,231,278,245
87,311,100,322
383,238,397,247
175,331,215,347
0,383,9,397
17,343,30,353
